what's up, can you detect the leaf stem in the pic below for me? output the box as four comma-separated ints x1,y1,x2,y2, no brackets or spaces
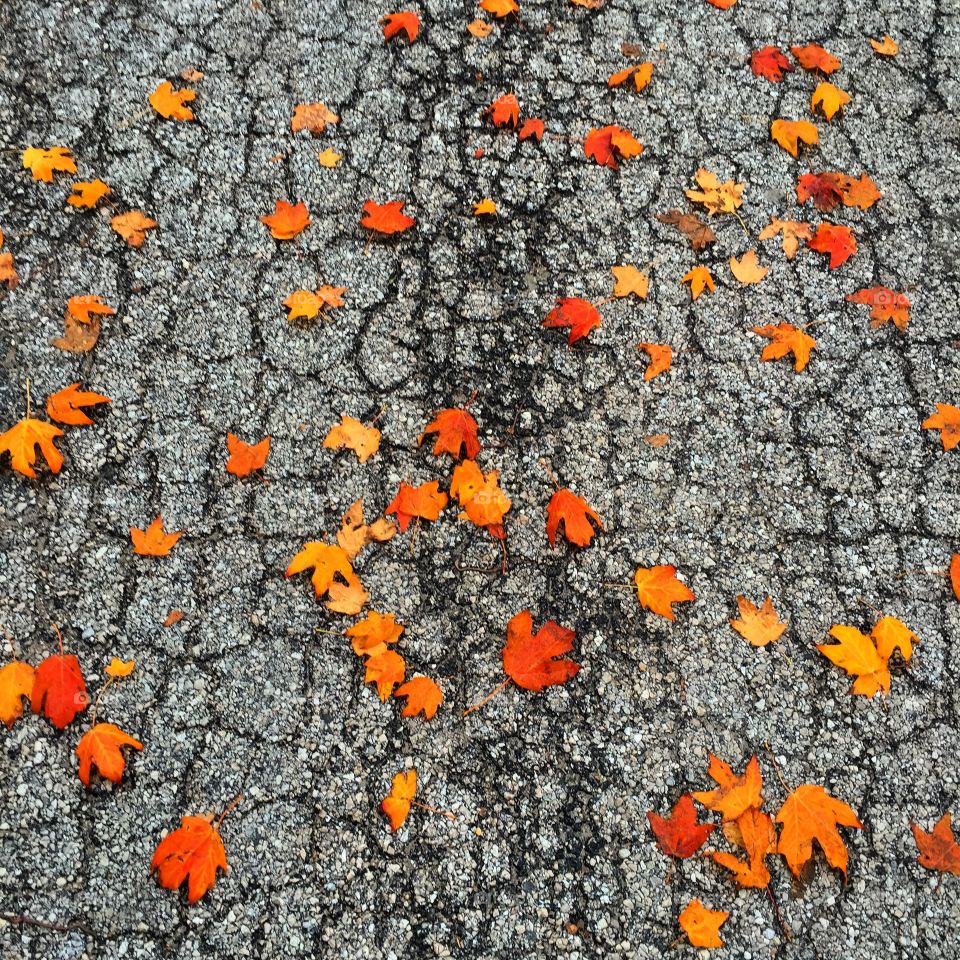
765,885,793,942
463,677,510,716
763,743,792,794
539,458,560,490
52,622,64,657
216,793,244,829
411,800,456,821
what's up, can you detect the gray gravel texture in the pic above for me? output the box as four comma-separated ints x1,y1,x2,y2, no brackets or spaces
1,0,959,957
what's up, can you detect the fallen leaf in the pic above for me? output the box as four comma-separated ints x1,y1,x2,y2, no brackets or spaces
951,554,960,600
518,118,545,141
633,565,695,619
283,287,347,321
0,417,64,478
546,488,603,548
451,460,511,531
151,814,228,903
483,93,520,128
317,148,342,168
584,125,643,169
911,813,960,875
797,171,881,212
394,676,443,720
846,286,911,332
225,433,270,477
386,480,448,533
286,542,367,614
776,784,862,877
365,649,406,701
923,404,960,451
291,102,339,134
149,81,196,120
347,610,404,658
473,197,497,216
130,516,183,557
337,500,397,560
0,661,35,729
685,168,744,216
681,265,715,300
710,808,776,887
771,118,819,157
872,615,917,663
611,265,648,299
46,383,111,426
467,19,493,37
0,252,17,290
729,249,769,284
752,322,816,373
657,210,717,249
22,146,76,183
808,223,856,268
260,200,311,240
644,433,669,447
67,295,116,325
608,62,653,92
647,794,715,859
382,770,417,831
811,82,851,121
758,217,813,259
870,35,899,57
706,0,737,7
791,43,841,74
105,657,134,678
361,199,416,235
817,625,889,696
382,11,420,42
31,652,88,729
76,722,143,787
324,415,382,463
502,609,579,692
111,211,158,247
679,900,728,949
751,46,793,82
543,297,601,344
67,179,111,209
420,408,480,460
479,0,518,17
163,610,185,628
694,755,763,821
52,313,100,353
180,67,204,82
730,596,786,647
636,343,673,381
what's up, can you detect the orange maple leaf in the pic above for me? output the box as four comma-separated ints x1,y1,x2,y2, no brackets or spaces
693,755,763,821
751,46,793,82
291,102,339,135
752,322,816,372
518,118,544,141
636,343,673,381
151,812,229,903
679,900,728,949
365,649,406,701
75,722,143,787
149,81,196,120
584,125,643,169
483,93,520,128
479,0,518,18
111,211,158,247
0,416,65,478
361,199,416,235
419,408,480,460
386,480,448,533
705,0,736,7
808,223,856,268
911,813,960,876
225,433,270,477
381,11,420,42
546,488,603,548
710,807,776,888
846,286,911,332
0,660,35,729
502,609,579,692
451,460,511,532
67,295,116,325
67,179,111,209
951,554,960,600
467,19,493,37
791,43,841,73
681,266,714,300
382,770,417,831
284,287,347,321
923,404,960,451
31,651,88,729
729,249,769,284
870,35,899,57
260,200,311,240
758,218,813,259
130,516,183,557
770,118,819,158
22,146,76,182
52,311,101,353
818,624,890,696
324,415,382,463
730,596,787,647
543,297,601,345
394,676,443,720
608,62,653,92
347,610,404,658
776,784,862,877
611,265,648,299
0,250,17,290
46,383,111,426
633,565,695,619
105,657,135,678
286,542,368,614
647,794,715,859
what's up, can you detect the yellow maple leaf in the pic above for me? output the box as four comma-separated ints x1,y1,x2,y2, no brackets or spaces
67,180,111,209
758,217,813,259
611,265,649,299
473,197,497,216
770,119,819,157
730,596,787,647
317,148,342,168
684,167,744,216
323,415,381,463
729,249,769,284
811,82,851,121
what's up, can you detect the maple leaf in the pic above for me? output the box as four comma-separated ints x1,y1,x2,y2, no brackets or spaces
791,43,841,74
797,171,881,212
420,408,480,460
951,554,960,600
705,0,736,7
365,649,406,701
0,417,64,478
479,0,518,17
473,198,497,216
75,722,143,787
811,82,851,121
911,813,960,876
502,610,579,692
870,35,899,57
710,807,776,888
818,624,890,696
693,755,763,821
382,770,417,831
546,488,603,548
111,211,158,247
347,610,404,658
751,46,793,82
67,295,116,325
149,81,196,120
584,125,643,169
317,148,342,168
647,794,715,859
611,265,648,299
336,500,396,560
730,596,786,647
633,565,695,619
808,223,857,268
518,118,545,141
260,200,311,240
543,297,601,345
52,312,100,353
656,210,716,249
151,813,228,903
324,415,381,463
382,11,420,42
776,784,862,877
679,900,728,949
22,146,76,183
105,657,135,678
872,615,918,663
291,102,339,134
131,516,183,557
286,542,367,614
361,199,416,235
451,460,511,532
386,481,448,533
283,287,346,321
846,286,911,332
758,218,813,259
608,62,653,92
483,93,520,128
752,322,816,373
67,179,110,209
225,433,270,477
681,265,714,300
729,250,769,285
636,343,672,381
46,384,111,426
923,404,960,451
0,251,17,290
394,676,443,720
771,118,819,158
685,168,744,216
32,653,88,729
0,660,34,729
467,19,493,37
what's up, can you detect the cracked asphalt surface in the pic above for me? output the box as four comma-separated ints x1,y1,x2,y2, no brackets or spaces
1,0,959,957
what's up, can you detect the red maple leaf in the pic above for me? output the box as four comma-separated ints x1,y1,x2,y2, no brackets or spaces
542,297,601,345
647,793,716,859
502,610,580,692
751,46,793,82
